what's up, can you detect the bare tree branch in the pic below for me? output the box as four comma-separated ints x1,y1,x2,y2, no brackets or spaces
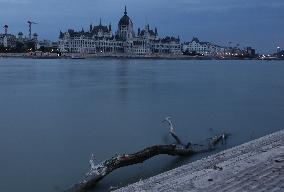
66,119,228,192
163,117,184,145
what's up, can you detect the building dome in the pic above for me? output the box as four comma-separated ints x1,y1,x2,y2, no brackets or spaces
18,32,23,36
118,6,133,27
117,6,135,40
119,15,133,27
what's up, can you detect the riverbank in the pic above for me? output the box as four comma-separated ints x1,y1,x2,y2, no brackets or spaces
116,129,284,192
0,52,257,60
0,52,62,59
1,52,283,60
0,52,212,60
84,53,212,60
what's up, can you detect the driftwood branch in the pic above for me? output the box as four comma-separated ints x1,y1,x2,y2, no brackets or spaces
67,117,228,192
163,117,184,145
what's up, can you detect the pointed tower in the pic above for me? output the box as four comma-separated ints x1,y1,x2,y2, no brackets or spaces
109,23,112,31
124,5,127,15
59,31,64,39
108,23,112,37
155,27,158,36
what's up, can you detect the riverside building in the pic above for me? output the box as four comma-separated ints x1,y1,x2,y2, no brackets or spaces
0,30,38,48
182,37,226,56
58,7,182,55
0,34,17,48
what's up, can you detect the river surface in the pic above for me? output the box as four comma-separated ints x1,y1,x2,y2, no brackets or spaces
0,58,284,192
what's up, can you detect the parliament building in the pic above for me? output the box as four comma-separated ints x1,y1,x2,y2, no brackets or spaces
58,7,182,55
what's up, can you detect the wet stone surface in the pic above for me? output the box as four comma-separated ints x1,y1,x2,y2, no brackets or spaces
116,130,284,192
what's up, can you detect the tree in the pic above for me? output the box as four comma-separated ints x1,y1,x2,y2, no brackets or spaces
25,41,36,52
15,42,25,52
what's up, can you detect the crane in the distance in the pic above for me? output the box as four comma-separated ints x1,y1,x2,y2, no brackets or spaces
27,21,38,39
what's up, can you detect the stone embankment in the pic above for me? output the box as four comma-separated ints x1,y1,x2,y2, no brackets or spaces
116,130,284,192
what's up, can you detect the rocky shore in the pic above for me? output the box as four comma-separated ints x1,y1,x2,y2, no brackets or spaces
115,130,284,192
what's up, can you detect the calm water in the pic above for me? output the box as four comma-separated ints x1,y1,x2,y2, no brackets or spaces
0,58,284,192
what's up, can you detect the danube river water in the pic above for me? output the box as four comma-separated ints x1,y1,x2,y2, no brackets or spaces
0,58,284,192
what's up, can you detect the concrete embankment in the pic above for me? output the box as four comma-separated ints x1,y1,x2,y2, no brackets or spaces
0,52,61,59
0,52,210,60
116,130,284,192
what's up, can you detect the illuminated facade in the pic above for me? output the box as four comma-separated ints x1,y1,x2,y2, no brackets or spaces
59,6,181,55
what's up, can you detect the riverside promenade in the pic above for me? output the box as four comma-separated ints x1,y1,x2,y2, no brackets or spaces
116,130,284,192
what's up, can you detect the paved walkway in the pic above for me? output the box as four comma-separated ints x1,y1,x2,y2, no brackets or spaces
115,130,284,192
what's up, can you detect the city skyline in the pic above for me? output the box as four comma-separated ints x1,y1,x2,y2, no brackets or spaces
0,0,284,53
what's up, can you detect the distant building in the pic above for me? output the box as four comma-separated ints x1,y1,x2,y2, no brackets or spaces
3,32,36,46
15,32,33,44
33,33,38,41
36,39,58,50
0,25,17,48
59,6,181,55
0,34,17,48
0,23,40,52
182,37,226,56
246,47,256,58
18,32,24,41
274,50,284,59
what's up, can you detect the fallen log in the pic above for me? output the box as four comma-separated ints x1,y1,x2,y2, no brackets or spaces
67,117,228,192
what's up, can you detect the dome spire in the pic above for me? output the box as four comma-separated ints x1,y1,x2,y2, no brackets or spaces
124,6,127,15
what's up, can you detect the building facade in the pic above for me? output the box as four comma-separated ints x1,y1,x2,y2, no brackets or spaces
182,37,226,56
0,34,17,48
0,30,39,50
59,7,182,55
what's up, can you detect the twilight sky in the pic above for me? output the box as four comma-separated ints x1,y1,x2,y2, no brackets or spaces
0,0,283,53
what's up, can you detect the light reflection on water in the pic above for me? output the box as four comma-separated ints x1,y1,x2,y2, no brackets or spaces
0,58,284,192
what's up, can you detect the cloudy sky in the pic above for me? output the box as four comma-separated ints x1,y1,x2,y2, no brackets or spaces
0,0,283,53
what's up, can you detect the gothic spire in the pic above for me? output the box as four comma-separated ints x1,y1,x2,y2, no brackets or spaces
109,22,112,31
124,6,127,15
